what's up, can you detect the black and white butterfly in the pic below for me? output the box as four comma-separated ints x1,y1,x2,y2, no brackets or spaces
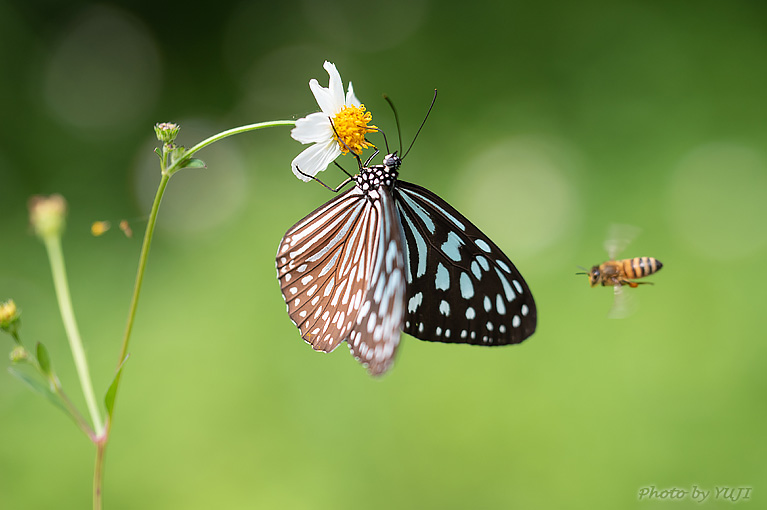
276,144,537,375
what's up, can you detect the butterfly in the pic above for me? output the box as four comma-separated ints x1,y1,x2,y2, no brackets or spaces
276,147,537,375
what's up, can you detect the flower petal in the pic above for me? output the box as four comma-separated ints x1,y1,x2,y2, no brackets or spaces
310,61,345,115
323,61,345,111
291,112,333,144
345,81,361,107
309,78,334,116
291,140,342,182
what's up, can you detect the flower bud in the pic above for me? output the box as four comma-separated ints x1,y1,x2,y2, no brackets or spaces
28,194,67,240
0,299,20,333
155,122,180,144
9,345,28,363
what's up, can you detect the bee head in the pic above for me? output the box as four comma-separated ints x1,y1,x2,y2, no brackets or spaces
587,266,601,287
576,266,601,287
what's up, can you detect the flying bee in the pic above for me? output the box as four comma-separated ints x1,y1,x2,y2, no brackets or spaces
585,257,663,289
578,224,663,318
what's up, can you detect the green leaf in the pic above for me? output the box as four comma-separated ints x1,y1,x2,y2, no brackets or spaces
154,147,163,159
105,355,130,419
36,342,52,376
8,367,68,414
181,158,206,169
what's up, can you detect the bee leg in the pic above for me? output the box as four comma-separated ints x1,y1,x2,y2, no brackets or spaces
622,280,653,288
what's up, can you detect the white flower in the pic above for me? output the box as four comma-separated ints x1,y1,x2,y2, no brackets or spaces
290,61,376,182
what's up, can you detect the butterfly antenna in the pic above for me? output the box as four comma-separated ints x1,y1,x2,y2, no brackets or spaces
377,126,392,155
383,94,403,155
402,89,437,159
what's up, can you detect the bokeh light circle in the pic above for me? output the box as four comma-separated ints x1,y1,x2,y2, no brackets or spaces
457,136,581,260
666,142,767,260
43,5,161,131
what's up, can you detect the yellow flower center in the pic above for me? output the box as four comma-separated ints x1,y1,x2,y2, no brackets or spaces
332,104,377,155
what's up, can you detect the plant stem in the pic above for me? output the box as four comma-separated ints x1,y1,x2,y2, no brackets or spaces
94,438,106,510
52,381,96,440
44,235,104,434
93,119,296,509
115,172,170,372
114,119,295,375
173,120,295,173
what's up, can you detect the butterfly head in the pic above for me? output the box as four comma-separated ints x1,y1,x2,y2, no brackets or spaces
383,152,402,171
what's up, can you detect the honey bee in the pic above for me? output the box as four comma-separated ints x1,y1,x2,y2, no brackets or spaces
585,257,663,289
579,224,663,318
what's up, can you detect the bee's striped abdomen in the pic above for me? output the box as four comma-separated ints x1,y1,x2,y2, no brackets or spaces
621,257,663,280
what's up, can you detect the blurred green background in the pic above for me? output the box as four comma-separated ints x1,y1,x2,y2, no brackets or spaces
1,0,765,508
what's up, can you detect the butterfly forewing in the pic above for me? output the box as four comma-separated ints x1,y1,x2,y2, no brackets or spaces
394,181,536,345
276,186,406,374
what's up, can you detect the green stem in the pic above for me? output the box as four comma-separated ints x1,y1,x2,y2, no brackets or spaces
168,120,295,175
95,119,295,510
43,235,104,434
93,439,106,510
114,119,295,373
115,172,170,370
50,378,96,439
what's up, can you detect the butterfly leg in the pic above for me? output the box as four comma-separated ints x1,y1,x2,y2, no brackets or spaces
294,165,353,193
333,160,355,179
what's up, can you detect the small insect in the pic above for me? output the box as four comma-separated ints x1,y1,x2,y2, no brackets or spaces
276,96,536,375
578,224,663,318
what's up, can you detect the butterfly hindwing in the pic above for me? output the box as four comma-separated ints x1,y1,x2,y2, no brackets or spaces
346,188,406,375
276,186,406,374
394,181,537,345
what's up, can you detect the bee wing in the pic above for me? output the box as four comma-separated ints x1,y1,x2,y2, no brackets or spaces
607,283,638,319
604,223,642,260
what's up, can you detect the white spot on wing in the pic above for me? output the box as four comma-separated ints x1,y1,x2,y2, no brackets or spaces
459,272,474,299
470,261,482,279
441,231,464,262
398,192,435,234
435,263,450,290
475,239,491,252
400,208,427,278
494,268,515,302
466,307,476,320
408,292,423,313
496,294,506,315
439,300,450,316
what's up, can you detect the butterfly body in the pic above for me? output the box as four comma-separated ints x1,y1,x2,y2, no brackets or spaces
277,153,536,374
